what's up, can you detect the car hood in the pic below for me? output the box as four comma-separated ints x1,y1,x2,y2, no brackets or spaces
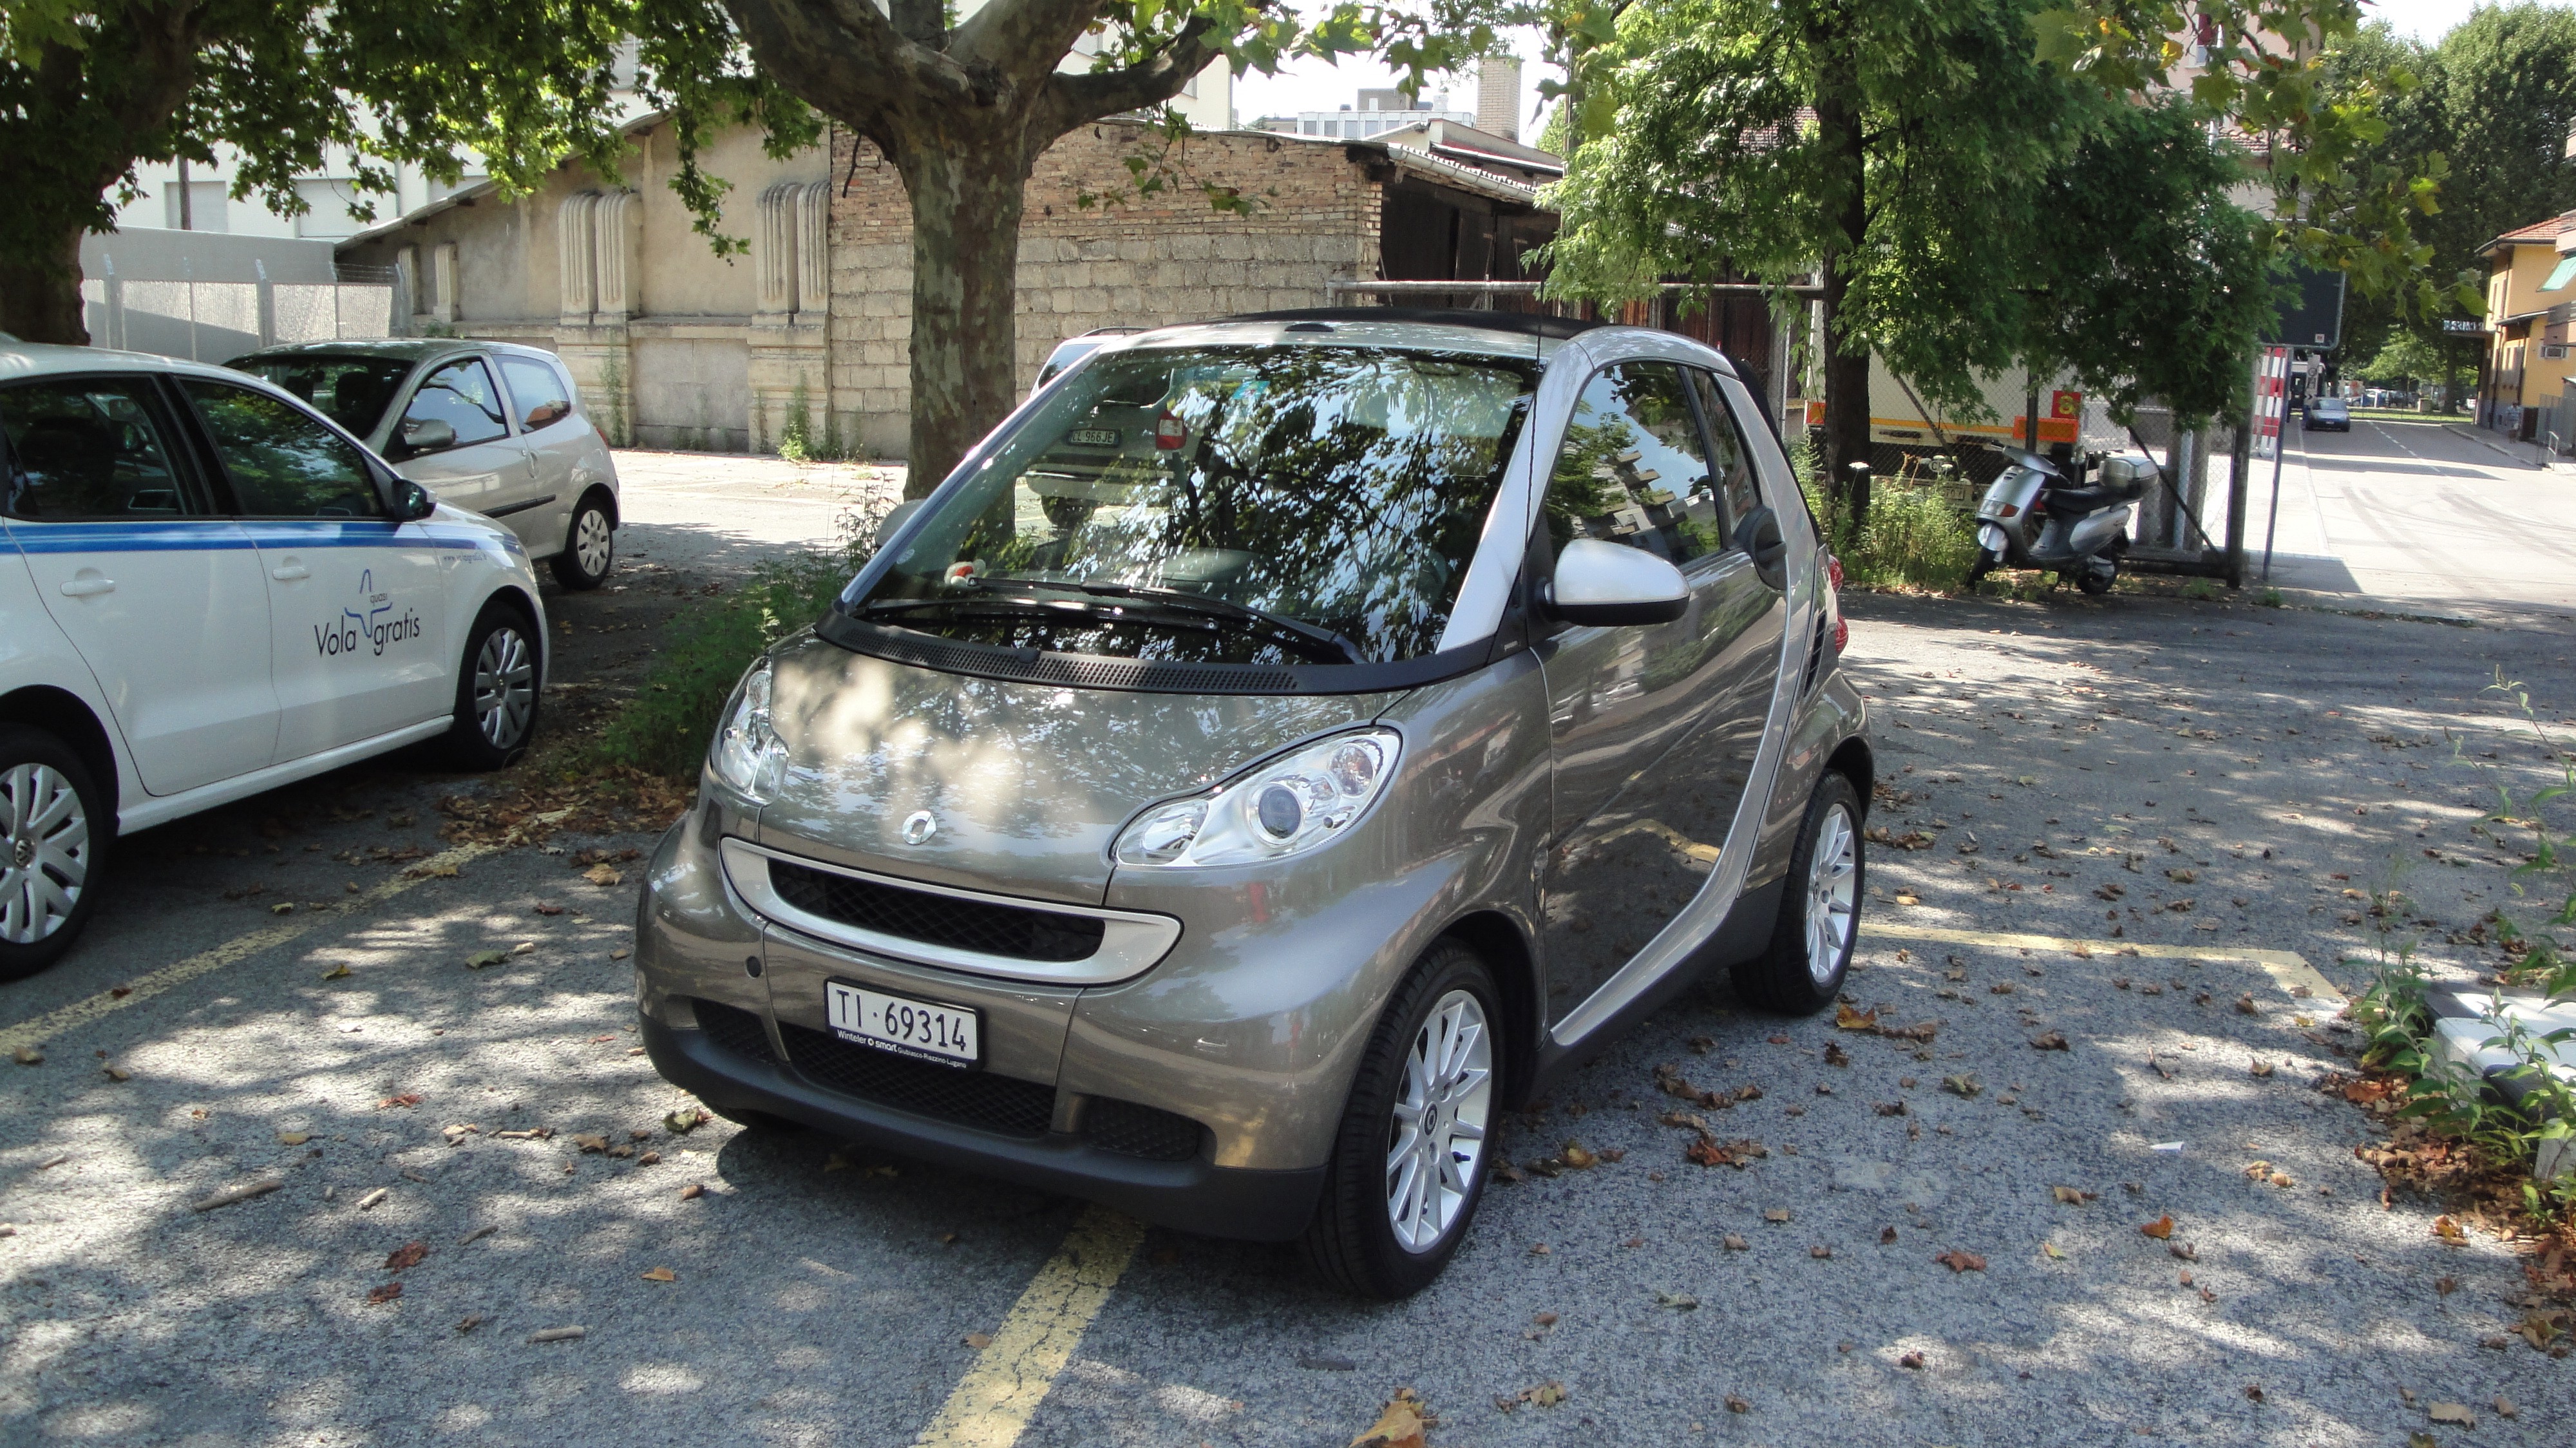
753,632,1401,906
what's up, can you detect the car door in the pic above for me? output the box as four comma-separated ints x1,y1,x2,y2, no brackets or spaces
387,354,533,524
1534,360,1786,1027
178,377,452,759
491,352,580,555
1,373,279,794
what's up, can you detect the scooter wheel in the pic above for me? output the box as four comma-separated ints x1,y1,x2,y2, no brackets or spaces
2078,559,2117,595
1966,555,1994,586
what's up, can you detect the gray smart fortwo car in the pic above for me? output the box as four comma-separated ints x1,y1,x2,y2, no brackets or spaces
636,310,1871,1297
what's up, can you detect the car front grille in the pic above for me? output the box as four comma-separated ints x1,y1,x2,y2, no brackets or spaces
693,998,775,1064
766,859,1109,964
776,1021,1057,1138
1084,1097,1206,1161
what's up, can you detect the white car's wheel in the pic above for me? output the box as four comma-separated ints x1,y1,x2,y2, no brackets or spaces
0,725,108,980
551,492,616,590
444,600,542,769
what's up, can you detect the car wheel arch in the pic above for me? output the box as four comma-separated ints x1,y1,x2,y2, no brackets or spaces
1434,910,1541,1112
0,685,120,821
1827,736,1874,819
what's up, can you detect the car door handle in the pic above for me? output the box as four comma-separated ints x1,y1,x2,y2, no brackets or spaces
59,576,115,597
270,562,310,582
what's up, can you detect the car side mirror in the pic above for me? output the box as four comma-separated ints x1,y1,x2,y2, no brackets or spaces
873,498,925,550
1734,505,1788,591
390,478,436,522
398,417,455,457
1546,538,1689,627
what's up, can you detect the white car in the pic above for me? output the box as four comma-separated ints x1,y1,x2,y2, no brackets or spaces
229,340,621,589
0,343,548,977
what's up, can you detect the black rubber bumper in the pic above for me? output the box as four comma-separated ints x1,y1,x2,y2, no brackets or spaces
640,1014,1327,1243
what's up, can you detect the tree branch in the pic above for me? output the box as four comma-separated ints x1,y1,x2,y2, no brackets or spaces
1032,17,1223,135
723,0,994,146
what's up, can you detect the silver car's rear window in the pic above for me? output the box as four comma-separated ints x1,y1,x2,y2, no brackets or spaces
847,344,1538,665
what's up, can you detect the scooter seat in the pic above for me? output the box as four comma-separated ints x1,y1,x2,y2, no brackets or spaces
2041,484,2128,513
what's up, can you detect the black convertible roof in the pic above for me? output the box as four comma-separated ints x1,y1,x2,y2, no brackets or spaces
1220,307,1605,340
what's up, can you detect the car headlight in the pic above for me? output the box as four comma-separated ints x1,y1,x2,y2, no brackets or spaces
1113,729,1400,868
709,658,788,801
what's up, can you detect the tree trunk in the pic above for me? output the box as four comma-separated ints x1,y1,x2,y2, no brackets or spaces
895,143,1028,499
1813,32,1871,528
0,222,90,345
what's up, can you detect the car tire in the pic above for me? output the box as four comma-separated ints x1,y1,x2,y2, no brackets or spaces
445,598,542,770
0,725,109,981
1303,938,1501,1299
1732,771,1864,1015
550,491,616,590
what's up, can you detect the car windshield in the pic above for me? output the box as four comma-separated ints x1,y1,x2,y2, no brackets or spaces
231,354,414,437
847,342,1538,666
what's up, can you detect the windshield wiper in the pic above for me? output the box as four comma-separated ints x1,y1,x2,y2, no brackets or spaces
965,578,1370,665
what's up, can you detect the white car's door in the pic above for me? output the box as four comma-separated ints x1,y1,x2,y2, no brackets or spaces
0,373,279,794
388,356,534,523
176,377,452,759
491,353,584,556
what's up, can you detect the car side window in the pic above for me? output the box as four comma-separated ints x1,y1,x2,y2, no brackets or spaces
0,377,205,520
1685,368,1766,539
180,379,386,519
401,357,513,447
1544,362,1719,566
498,356,573,431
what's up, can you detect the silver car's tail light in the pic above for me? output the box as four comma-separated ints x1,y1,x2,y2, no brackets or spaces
1113,729,1401,869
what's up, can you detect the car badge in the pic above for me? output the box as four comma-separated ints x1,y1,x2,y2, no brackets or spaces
900,810,938,846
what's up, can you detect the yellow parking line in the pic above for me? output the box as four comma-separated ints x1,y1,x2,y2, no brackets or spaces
0,843,495,1057
1859,920,2345,1004
914,1206,1145,1448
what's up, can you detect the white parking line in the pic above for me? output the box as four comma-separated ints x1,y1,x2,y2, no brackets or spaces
0,843,495,1057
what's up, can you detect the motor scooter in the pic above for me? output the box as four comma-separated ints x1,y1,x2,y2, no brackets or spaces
1968,446,2152,595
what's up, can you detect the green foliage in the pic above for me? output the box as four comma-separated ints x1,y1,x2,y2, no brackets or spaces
1836,482,1980,591
778,376,817,462
597,351,631,449
585,506,887,778
2360,330,2474,392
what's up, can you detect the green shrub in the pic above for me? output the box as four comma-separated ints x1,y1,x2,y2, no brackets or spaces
584,507,886,778
1838,482,1979,591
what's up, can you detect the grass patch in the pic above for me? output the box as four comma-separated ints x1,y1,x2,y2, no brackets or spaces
1804,472,1982,593
584,508,887,779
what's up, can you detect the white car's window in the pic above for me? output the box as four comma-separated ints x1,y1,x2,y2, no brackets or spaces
1,378,204,520
181,379,386,519
232,354,411,437
401,357,512,448
498,356,573,430
1546,363,1719,566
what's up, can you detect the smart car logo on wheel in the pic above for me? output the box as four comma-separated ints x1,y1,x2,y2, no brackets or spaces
900,810,938,845
314,567,422,659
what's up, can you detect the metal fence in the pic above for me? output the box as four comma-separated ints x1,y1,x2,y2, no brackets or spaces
81,273,400,363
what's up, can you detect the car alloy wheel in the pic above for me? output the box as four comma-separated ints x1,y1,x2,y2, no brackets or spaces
1385,987,1493,1253
0,761,90,946
474,625,537,749
1803,801,1859,986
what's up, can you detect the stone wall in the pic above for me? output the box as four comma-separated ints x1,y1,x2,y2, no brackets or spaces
829,121,1383,459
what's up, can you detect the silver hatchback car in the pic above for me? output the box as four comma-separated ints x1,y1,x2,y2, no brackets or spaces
636,310,1870,1296
228,340,622,589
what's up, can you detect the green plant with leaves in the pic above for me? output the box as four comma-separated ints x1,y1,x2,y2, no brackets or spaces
598,351,632,449
778,375,818,462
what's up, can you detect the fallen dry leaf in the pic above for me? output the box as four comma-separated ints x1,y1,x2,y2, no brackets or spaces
1763,1208,1792,1223
2427,1404,2474,1427
376,1093,422,1110
1942,1074,1980,1098
1934,1250,1987,1273
1724,1394,1750,1413
1352,1389,1433,1445
2051,1186,2096,1205
2029,1031,2070,1051
2139,1215,2175,1241
665,1109,709,1135
1809,1245,1833,1259
366,1282,402,1305
1835,1004,1880,1032
383,1241,428,1272
963,1332,994,1349
1823,1042,1850,1067
455,1313,484,1333
277,1131,310,1147
464,949,507,969
2432,1215,2467,1244
12,1046,42,1066
1723,1234,1750,1251
1657,1291,1700,1310
583,864,623,887
573,1134,611,1154
1898,1352,1925,1370
2249,1061,2275,1078
2041,1242,2067,1261
678,1183,705,1201
641,1266,676,1282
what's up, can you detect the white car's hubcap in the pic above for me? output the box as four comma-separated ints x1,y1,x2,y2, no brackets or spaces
574,509,612,575
1,763,89,946
1806,803,1858,984
1385,989,1493,1253
474,628,536,748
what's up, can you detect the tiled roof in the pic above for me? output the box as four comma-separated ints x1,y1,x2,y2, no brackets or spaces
2479,216,2568,256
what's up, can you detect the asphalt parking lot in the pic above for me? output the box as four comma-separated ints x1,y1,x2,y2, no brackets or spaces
5,464,2575,1445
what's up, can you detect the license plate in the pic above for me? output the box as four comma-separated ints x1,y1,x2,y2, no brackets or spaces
824,981,981,1067
1066,428,1120,447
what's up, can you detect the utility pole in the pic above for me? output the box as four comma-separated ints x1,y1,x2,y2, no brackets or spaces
176,158,193,231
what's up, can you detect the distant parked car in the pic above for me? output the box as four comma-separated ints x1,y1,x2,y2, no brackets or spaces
1030,327,1146,394
2304,397,2351,432
229,340,621,589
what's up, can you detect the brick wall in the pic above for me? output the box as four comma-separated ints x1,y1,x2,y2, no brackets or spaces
829,120,1383,458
